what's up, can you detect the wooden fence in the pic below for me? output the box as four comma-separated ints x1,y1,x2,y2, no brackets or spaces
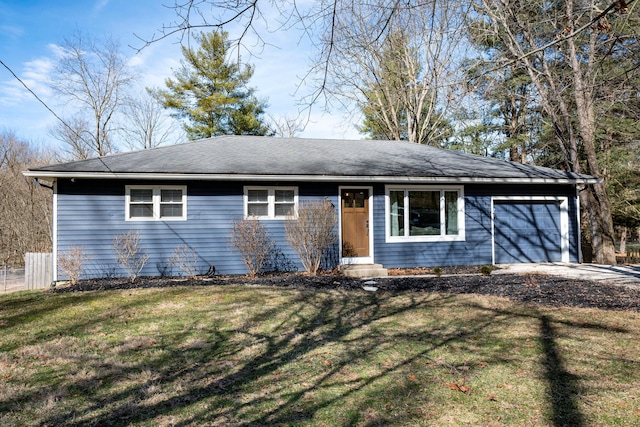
626,248,640,263
25,252,53,289
617,248,640,264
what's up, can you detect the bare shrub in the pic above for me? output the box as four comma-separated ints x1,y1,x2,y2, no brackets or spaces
229,218,274,277
58,246,90,285
168,245,199,278
113,231,149,281
285,200,337,276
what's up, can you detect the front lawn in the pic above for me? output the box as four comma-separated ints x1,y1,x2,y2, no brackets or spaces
1,282,638,426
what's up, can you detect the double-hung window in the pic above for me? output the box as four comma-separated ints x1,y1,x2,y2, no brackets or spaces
386,186,464,241
245,186,297,219
126,185,187,221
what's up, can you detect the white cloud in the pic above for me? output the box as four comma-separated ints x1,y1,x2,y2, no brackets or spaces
20,57,54,96
94,0,110,12
1,24,24,38
0,55,54,106
47,43,69,60
0,44,61,144
23,58,54,82
123,36,184,88
0,1,363,143
126,54,145,69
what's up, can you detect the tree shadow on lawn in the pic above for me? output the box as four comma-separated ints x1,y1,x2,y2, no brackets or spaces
5,288,632,426
463,303,631,427
539,314,585,427
0,289,190,353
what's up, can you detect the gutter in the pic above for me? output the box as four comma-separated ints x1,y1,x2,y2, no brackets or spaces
23,171,601,185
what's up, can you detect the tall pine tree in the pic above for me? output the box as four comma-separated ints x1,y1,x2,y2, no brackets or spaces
152,31,271,139
469,0,640,264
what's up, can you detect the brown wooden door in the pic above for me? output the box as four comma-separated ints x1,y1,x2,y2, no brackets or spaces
341,189,369,257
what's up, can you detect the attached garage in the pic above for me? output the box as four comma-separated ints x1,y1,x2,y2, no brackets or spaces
26,136,596,279
492,197,569,264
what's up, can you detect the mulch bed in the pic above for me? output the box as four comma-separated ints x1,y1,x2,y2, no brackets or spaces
51,270,640,312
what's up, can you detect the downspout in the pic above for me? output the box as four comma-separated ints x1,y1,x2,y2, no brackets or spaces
34,177,57,284
33,177,53,190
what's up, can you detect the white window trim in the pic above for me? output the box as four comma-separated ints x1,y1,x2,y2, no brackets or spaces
125,185,187,221
385,185,465,243
244,186,298,219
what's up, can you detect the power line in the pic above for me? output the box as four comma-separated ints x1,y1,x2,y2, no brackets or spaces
0,58,115,172
0,58,75,136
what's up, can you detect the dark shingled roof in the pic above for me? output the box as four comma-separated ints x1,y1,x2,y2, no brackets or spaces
27,135,596,183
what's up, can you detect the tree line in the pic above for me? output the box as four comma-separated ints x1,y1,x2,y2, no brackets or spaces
4,0,639,265
0,132,52,265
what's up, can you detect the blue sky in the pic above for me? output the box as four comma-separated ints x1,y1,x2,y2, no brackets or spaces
0,0,361,150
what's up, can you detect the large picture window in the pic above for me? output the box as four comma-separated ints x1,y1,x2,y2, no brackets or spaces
126,186,186,221
387,186,464,241
245,186,297,219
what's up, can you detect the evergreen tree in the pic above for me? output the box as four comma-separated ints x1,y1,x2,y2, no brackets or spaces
469,0,640,264
152,31,271,139
464,19,542,164
448,107,498,157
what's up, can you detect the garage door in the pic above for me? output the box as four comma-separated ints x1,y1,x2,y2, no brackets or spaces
493,201,562,264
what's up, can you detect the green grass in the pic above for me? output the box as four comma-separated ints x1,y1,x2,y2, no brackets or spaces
1,283,639,426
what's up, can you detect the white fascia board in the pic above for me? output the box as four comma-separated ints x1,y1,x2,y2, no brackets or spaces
22,171,601,185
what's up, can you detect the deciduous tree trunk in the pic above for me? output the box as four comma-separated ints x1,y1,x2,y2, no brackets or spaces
564,0,616,264
619,226,627,255
477,0,618,264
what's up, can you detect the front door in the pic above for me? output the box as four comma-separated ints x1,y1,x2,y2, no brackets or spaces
341,189,370,257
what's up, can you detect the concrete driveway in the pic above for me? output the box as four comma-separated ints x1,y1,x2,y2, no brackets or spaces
495,263,640,288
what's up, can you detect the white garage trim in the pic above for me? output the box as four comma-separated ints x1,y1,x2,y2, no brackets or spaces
575,188,583,263
491,196,569,264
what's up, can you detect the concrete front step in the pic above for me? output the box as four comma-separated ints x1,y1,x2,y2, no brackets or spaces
340,264,388,278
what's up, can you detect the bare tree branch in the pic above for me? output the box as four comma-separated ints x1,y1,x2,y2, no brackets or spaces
50,32,136,158
120,88,184,150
